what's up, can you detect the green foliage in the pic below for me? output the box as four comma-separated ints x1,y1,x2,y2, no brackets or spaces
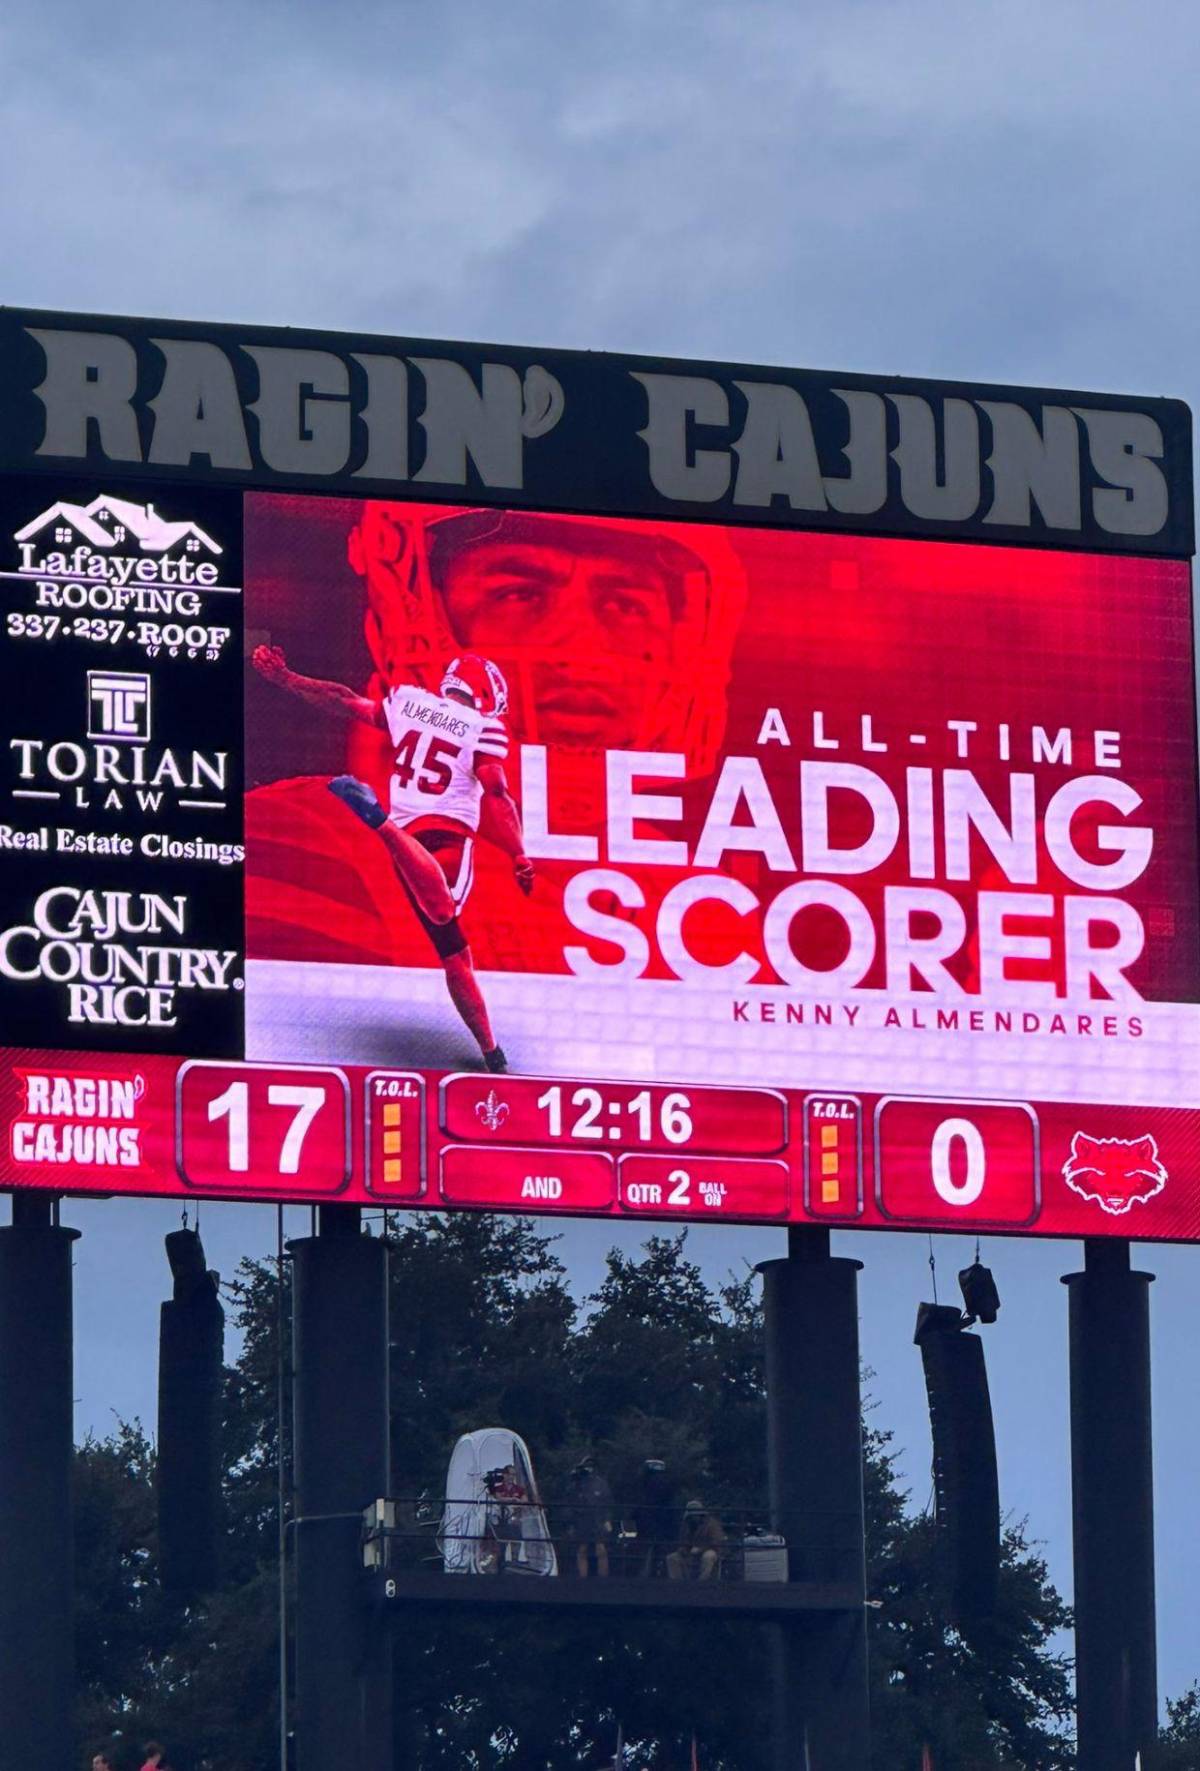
75,1422,281,1771
76,1420,171,1756
1158,1684,1200,1770
72,1215,1139,1769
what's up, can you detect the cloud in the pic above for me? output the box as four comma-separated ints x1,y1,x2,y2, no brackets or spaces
0,0,1194,406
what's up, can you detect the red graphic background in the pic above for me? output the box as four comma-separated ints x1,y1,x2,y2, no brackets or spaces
243,499,1199,1000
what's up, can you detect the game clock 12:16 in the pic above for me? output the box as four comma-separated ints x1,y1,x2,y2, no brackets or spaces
438,1074,788,1155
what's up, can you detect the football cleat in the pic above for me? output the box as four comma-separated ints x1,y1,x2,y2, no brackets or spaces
441,653,509,717
483,1045,508,1074
328,774,387,830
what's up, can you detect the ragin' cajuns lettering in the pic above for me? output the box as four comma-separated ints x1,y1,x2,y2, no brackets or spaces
633,373,1169,537
17,320,1185,548
9,1068,147,1167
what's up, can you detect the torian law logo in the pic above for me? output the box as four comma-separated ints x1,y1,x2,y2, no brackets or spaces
6,666,227,816
87,671,150,743
1062,1131,1168,1215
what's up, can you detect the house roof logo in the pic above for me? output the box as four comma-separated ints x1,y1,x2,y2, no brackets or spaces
15,495,222,557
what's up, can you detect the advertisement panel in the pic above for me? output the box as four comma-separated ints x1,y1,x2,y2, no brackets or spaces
1,475,1197,1240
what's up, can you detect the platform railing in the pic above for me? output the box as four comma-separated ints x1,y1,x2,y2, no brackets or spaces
362,1495,863,1585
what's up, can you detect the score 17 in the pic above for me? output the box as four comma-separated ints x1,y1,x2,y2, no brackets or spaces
177,1062,351,1194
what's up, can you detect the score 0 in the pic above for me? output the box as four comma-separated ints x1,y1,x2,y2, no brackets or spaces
177,1062,351,1194
874,1098,1040,1228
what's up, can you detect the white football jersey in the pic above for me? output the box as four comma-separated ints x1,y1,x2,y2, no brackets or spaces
382,686,507,831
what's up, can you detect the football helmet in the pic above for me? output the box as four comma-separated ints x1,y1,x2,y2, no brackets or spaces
348,503,747,773
441,652,509,717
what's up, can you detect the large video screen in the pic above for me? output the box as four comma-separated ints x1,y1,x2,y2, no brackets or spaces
1,480,1197,1239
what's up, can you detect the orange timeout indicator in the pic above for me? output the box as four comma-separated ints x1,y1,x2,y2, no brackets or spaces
364,1071,424,1196
804,1095,863,1218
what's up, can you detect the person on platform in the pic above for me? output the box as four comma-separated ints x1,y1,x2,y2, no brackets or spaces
481,1460,532,1572
567,1455,614,1577
632,1456,675,1578
667,1500,725,1581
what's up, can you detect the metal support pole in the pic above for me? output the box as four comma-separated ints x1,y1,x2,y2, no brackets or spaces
157,1232,225,1597
0,1196,78,1771
759,1226,869,1770
1062,1239,1157,1770
290,1206,392,1771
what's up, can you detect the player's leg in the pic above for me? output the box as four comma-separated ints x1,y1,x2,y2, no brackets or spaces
442,947,506,1071
329,779,505,1067
377,822,455,925
416,834,507,1072
438,840,506,1072
403,904,506,1071
327,777,455,924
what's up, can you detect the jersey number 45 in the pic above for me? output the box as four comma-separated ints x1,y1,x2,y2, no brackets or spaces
393,730,460,795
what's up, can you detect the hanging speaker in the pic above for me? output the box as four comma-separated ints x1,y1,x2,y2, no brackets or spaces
157,1229,225,1596
915,1309,1000,1627
959,1259,1001,1325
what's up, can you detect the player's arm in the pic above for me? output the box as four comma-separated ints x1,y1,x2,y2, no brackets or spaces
251,644,385,728
476,756,534,895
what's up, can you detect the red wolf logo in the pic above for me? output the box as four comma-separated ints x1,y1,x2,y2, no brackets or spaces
1062,1132,1167,1216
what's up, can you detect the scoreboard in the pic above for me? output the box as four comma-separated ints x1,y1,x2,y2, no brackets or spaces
4,1050,1198,1239
0,309,1196,1243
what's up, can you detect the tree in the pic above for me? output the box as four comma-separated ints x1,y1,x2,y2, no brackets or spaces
75,1216,1081,1769
75,1421,171,1759
1158,1684,1200,1769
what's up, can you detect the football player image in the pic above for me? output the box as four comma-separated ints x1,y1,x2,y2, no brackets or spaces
343,503,747,770
243,499,749,1070
251,642,532,1073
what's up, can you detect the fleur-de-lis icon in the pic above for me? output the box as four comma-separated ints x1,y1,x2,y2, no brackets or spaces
475,1090,511,1133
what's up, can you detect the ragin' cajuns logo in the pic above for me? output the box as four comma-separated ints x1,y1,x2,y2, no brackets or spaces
1062,1132,1168,1216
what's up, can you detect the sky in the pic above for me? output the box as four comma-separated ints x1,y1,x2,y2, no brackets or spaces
2,0,1199,1714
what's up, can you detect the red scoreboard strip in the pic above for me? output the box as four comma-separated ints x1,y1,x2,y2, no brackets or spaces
3,1048,1200,1242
